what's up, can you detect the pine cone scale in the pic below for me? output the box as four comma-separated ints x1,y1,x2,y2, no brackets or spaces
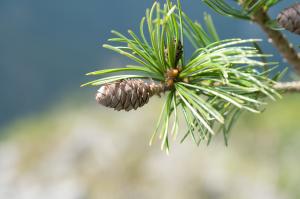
277,3,300,35
124,85,134,111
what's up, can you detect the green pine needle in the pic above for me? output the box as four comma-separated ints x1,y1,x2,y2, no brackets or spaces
203,0,283,20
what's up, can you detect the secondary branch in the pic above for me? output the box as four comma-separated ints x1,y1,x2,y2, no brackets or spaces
251,10,300,75
274,81,300,93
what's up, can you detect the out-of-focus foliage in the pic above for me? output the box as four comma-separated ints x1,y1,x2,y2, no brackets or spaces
0,94,300,199
203,0,283,20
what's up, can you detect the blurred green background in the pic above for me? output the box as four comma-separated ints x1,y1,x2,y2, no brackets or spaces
0,0,300,198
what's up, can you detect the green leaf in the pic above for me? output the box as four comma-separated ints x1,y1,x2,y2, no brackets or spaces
81,75,145,87
86,67,150,76
176,85,215,135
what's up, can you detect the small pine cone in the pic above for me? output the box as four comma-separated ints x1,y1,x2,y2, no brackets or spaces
164,39,183,66
277,3,300,35
175,40,183,66
96,79,165,111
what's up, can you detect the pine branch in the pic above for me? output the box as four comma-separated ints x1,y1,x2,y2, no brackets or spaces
250,8,300,76
83,1,282,150
274,81,300,93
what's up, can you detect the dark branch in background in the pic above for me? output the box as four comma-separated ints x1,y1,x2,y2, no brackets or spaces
251,9,300,76
248,3,300,94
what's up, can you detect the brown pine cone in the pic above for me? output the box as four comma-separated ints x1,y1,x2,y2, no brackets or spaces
96,79,165,111
277,3,300,35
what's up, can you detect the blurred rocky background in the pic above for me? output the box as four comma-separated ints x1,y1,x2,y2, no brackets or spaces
1,95,300,199
0,0,300,199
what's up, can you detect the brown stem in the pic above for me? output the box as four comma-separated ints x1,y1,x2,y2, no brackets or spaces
274,81,300,93
155,80,300,94
149,81,169,96
251,10,300,75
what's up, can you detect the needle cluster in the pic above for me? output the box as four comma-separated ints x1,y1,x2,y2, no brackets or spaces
82,0,280,151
